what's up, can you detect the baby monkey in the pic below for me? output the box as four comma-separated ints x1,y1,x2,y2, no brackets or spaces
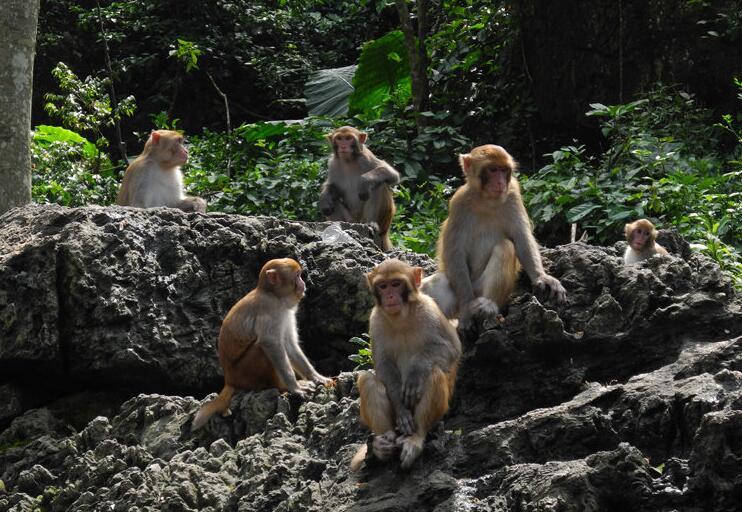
624,218,668,265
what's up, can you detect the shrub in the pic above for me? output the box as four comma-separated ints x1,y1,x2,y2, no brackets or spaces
32,125,119,207
522,86,741,287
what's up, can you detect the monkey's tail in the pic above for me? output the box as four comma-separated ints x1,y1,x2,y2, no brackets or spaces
192,385,235,431
350,444,368,472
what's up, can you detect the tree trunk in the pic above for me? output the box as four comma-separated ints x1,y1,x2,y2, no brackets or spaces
395,0,430,129
0,0,40,215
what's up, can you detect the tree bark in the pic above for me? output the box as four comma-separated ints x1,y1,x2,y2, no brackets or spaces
0,0,40,215
395,0,430,129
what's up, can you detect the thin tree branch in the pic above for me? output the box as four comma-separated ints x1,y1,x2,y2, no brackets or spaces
95,0,127,164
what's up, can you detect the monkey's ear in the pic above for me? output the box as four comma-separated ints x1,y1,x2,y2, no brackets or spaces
266,269,279,286
366,272,375,292
412,267,423,288
624,223,632,238
458,154,471,175
150,131,161,145
326,133,334,144
358,132,368,145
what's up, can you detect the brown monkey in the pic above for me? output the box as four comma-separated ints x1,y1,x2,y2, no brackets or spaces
352,259,461,471
319,126,400,251
117,130,207,212
624,218,668,265
422,144,566,325
192,258,332,430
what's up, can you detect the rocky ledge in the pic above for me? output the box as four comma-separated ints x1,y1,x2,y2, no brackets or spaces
0,205,740,511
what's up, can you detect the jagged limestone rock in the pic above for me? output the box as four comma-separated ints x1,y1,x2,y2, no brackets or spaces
0,204,741,511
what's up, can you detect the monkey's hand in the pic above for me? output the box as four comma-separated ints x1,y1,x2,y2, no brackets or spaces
533,274,567,303
469,297,500,317
319,193,335,216
289,380,317,398
401,369,426,410
459,297,499,329
358,175,377,201
395,407,415,436
312,374,334,387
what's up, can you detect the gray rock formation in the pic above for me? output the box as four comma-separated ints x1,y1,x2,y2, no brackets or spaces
0,204,740,511
0,205,430,406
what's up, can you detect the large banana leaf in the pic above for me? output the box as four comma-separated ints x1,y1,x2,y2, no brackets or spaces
304,65,356,117
33,125,99,159
349,30,411,117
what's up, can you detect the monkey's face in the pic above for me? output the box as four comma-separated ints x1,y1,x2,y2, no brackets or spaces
373,278,408,316
460,145,516,200
629,227,651,251
331,134,361,159
625,220,656,251
150,130,188,167
367,260,423,318
261,259,305,302
327,127,367,160
294,271,306,298
478,164,511,199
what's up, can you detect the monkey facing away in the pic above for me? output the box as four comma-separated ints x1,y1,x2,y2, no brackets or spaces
192,258,332,430
117,129,207,212
422,144,566,324
352,259,461,471
319,126,401,251
624,218,669,265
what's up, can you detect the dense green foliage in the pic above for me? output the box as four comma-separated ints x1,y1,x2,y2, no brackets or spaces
35,0,393,136
30,0,741,288
32,126,119,206
522,86,742,284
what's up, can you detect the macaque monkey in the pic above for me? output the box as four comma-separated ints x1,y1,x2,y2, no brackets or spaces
623,218,669,265
422,145,566,324
192,258,332,430
319,126,401,251
116,130,207,212
352,259,461,471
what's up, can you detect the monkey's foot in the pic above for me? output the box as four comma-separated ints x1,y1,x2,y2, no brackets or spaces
295,380,318,396
372,431,398,461
312,375,335,388
470,297,500,317
460,297,499,330
399,435,424,470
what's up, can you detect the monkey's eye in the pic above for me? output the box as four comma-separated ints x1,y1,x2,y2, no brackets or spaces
390,280,402,288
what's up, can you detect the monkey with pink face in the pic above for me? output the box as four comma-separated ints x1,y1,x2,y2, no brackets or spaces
117,130,207,212
623,219,669,265
319,126,400,251
422,144,566,326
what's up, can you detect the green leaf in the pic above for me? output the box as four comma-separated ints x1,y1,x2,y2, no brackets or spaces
33,125,99,159
304,65,356,117
235,122,292,143
349,30,411,117
566,203,602,222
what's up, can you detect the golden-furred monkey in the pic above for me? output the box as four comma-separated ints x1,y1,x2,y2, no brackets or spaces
192,258,332,430
117,130,206,212
422,145,566,326
624,218,669,264
352,259,461,470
